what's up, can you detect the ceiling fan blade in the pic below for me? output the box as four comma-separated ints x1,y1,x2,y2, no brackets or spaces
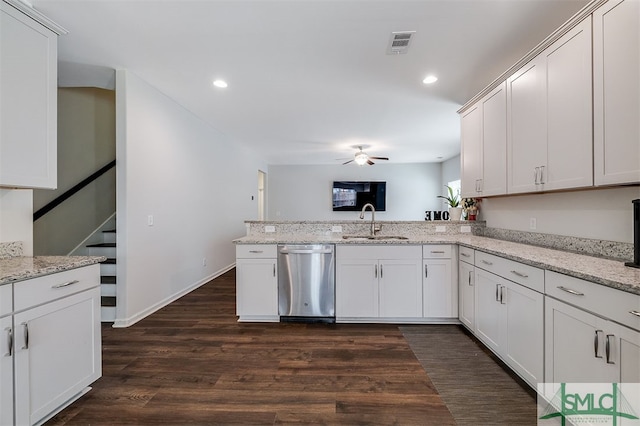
369,156,389,161
367,159,375,165
342,159,354,165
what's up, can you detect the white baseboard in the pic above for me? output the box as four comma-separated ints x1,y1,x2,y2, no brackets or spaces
112,263,235,328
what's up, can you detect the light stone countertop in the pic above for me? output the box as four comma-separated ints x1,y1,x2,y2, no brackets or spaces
0,255,107,286
234,234,640,296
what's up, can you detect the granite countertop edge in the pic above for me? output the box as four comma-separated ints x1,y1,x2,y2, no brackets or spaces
0,255,107,286
234,234,640,296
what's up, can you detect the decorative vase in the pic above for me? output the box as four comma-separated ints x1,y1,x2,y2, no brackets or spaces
449,207,462,221
467,209,477,221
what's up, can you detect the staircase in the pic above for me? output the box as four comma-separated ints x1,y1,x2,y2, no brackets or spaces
86,228,117,322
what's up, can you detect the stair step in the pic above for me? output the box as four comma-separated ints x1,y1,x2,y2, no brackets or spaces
101,258,116,264
87,242,116,248
103,229,116,233
101,275,116,284
101,296,116,307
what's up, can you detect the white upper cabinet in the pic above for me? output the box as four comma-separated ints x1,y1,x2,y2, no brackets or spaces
460,104,482,198
0,2,62,189
593,0,640,186
508,18,592,194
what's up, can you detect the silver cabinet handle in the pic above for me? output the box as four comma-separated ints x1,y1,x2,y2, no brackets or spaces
380,264,383,279
500,286,506,304
534,167,540,185
249,250,263,253
425,264,428,278
273,263,276,277
605,334,615,364
594,330,603,358
510,270,528,278
557,286,585,296
430,250,445,254
481,260,493,266
495,284,501,302
21,322,29,350
4,327,12,357
468,271,472,286
630,311,640,318
374,264,378,279
51,279,79,289
539,165,545,184
460,252,470,258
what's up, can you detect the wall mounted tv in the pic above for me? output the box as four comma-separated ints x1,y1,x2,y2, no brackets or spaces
332,181,386,211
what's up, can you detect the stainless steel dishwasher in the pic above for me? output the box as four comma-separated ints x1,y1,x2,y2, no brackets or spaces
278,244,335,322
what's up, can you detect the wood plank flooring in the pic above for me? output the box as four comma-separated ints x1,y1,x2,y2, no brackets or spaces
47,269,535,425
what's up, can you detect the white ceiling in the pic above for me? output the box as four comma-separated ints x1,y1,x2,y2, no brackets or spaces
32,0,590,165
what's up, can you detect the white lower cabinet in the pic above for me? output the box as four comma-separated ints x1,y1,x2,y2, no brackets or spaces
458,248,475,331
545,271,640,385
474,256,544,388
423,245,457,318
336,245,422,321
236,245,278,322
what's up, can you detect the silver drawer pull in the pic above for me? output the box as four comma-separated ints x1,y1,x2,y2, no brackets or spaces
510,270,528,278
5,327,12,357
481,260,493,266
557,286,584,296
629,311,640,318
605,334,615,365
21,323,28,350
430,250,445,254
460,252,471,258
51,280,80,289
249,250,263,253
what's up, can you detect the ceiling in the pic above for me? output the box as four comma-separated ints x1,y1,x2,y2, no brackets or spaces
32,0,590,165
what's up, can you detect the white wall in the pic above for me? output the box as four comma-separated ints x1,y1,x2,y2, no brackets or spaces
267,163,442,221
0,189,33,255
115,70,266,327
482,186,640,243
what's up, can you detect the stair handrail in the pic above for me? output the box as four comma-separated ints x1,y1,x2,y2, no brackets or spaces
33,159,116,221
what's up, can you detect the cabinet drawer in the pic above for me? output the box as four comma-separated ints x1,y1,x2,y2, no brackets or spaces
236,244,277,259
14,265,99,312
459,246,474,264
423,245,452,259
0,285,11,316
546,270,640,332
337,244,422,260
475,251,543,293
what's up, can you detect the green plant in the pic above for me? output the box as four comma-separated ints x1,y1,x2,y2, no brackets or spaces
437,185,460,208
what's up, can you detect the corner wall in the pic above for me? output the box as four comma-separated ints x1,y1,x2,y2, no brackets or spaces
115,70,266,327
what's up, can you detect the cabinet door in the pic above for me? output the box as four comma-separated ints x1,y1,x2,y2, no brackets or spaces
336,259,378,318
0,315,12,426
236,258,278,318
545,297,619,384
423,259,455,318
507,55,547,194
544,18,593,191
458,261,475,330
379,259,421,318
460,104,482,197
474,269,503,353
616,322,640,384
593,0,640,185
14,287,101,426
481,82,507,196
0,3,58,189
502,281,543,387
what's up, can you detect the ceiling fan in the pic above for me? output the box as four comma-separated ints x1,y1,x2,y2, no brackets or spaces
342,146,389,166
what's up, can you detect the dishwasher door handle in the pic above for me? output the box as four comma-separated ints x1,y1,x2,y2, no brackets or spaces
280,249,333,255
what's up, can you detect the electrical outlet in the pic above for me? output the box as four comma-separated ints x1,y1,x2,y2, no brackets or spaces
265,225,276,233
202,258,207,267
530,217,537,230
436,226,446,233
460,225,471,233
331,225,342,233
147,215,154,226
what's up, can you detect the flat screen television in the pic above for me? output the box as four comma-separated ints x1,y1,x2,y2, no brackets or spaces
332,181,386,211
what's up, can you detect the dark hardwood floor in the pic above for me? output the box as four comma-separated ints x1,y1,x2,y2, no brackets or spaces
47,268,535,425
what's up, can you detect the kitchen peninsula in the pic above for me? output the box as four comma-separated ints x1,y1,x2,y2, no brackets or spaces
0,241,105,426
235,220,640,390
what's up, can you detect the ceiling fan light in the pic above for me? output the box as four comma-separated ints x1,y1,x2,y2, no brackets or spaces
355,152,368,165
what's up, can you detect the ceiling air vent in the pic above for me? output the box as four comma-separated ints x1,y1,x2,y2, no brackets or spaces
387,31,415,55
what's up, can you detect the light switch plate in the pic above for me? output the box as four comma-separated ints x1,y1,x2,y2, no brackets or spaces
265,225,276,233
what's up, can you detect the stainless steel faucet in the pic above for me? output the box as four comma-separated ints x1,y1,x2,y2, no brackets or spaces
360,203,382,236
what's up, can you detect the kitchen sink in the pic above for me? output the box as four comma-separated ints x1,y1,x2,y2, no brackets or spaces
342,235,409,240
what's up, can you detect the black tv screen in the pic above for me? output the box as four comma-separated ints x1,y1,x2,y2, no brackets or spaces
332,181,386,211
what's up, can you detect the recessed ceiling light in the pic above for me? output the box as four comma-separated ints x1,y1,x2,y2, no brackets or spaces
213,79,228,88
423,75,438,84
